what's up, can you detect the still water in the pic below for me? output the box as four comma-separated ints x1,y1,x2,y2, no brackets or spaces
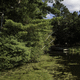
49,50,80,80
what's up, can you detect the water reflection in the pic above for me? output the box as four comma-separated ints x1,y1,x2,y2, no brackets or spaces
48,50,80,80
63,50,68,54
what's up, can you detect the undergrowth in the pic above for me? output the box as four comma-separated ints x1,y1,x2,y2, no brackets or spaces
0,54,77,80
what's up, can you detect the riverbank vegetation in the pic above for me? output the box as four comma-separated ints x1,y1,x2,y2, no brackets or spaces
0,54,77,80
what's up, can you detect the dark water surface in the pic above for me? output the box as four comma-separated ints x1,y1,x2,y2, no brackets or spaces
49,50,80,80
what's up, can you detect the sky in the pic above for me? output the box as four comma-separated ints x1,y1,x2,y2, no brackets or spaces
43,0,80,19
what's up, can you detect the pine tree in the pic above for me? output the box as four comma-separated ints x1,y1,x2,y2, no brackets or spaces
0,0,61,24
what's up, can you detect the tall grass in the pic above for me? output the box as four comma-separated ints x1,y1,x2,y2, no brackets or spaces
0,54,77,80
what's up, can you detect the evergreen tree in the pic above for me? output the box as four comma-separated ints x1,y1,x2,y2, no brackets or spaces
0,0,61,24
0,0,47,24
53,0,70,17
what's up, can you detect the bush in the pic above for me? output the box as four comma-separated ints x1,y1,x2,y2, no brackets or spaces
0,36,31,70
0,19,54,70
29,46,44,62
2,19,23,36
1,19,29,42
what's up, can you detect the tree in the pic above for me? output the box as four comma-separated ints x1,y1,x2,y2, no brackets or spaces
43,0,64,3
51,10,80,46
0,0,61,25
43,0,70,18
0,0,47,24
0,0,30,24
53,0,70,18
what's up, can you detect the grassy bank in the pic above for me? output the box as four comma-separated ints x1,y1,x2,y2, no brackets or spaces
69,46,80,55
0,54,77,80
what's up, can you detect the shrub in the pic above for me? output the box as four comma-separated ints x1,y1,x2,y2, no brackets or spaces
1,19,29,42
2,19,23,36
0,36,31,70
29,46,44,62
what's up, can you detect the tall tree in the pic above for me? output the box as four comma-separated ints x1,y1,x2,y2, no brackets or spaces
0,0,61,24
53,0,70,17
43,0,70,18
43,0,64,3
51,11,80,46
0,0,46,24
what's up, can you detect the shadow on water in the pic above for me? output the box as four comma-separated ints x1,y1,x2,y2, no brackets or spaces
48,48,80,80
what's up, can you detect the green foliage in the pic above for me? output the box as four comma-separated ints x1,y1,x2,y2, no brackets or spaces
29,46,44,62
0,0,62,25
0,18,55,70
26,19,54,52
2,19,23,36
0,0,52,24
53,0,70,17
25,25,44,48
45,6,60,16
29,19,51,24
69,46,80,55
0,54,77,80
51,12,80,46
1,19,28,42
0,36,31,70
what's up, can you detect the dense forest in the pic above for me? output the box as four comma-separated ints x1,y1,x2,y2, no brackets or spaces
0,0,80,80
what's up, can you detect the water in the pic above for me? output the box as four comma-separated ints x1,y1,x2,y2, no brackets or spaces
49,50,80,80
